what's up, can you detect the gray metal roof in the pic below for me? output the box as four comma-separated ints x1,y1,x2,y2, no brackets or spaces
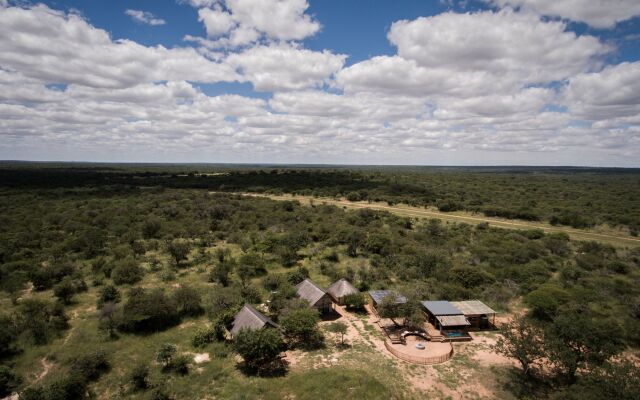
327,278,359,300
421,300,463,316
368,290,408,305
450,300,496,316
230,304,277,335
295,279,329,306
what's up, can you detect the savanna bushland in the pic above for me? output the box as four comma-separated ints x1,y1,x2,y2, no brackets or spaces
0,163,638,399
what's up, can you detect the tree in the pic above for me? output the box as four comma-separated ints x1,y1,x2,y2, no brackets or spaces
450,266,494,289
167,240,191,267
267,283,297,317
19,386,47,400
209,261,233,286
172,285,203,317
285,267,309,285
1,270,28,305
209,249,236,286
131,240,146,257
524,285,570,321
233,328,285,371
98,303,118,339
118,288,180,333
493,315,545,376
342,293,366,311
142,218,162,239
377,294,403,326
97,285,120,308
0,365,21,397
0,314,18,359
53,277,76,305
14,299,68,345
41,373,87,400
156,343,177,369
546,310,623,382
563,359,640,400
204,287,243,326
403,306,426,331
236,263,254,289
346,231,362,258
69,350,110,382
327,322,348,345
280,307,323,349
111,258,144,285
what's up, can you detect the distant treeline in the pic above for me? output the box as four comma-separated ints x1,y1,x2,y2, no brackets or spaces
1,164,639,234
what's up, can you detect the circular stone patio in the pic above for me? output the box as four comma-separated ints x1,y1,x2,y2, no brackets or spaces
386,335,453,364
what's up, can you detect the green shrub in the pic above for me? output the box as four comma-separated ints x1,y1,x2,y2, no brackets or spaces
69,350,110,381
118,288,179,333
111,258,144,285
0,365,21,397
97,285,120,308
343,293,366,311
129,363,149,390
171,355,190,375
156,343,177,369
234,328,285,371
191,325,222,348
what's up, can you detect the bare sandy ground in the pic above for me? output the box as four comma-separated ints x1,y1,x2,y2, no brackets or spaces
285,305,519,399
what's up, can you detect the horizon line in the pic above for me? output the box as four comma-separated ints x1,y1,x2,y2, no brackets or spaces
1,159,639,170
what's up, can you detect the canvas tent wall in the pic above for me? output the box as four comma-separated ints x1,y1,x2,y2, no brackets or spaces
295,279,334,314
327,278,359,305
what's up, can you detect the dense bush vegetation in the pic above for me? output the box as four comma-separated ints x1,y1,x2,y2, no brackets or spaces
1,165,639,232
0,165,638,398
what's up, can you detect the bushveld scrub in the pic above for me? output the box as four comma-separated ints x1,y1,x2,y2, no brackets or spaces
0,166,638,398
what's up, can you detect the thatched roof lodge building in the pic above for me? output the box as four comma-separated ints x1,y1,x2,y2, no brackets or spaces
295,278,334,314
230,304,278,337
326,278,359,305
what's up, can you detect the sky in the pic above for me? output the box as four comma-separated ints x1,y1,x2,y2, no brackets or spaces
1,0,640,166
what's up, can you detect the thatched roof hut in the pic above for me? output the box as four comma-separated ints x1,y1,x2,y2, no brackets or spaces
326,278,359,304
295,278,334,314
230,304,278,336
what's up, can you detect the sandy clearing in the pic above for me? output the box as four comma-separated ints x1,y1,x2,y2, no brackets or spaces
193,353,210,364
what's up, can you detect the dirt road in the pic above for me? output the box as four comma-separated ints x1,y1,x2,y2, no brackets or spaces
214,192,640,247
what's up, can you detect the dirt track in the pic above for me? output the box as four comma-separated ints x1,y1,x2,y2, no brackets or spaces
213,192,640,247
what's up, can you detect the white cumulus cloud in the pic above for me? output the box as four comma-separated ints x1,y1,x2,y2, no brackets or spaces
0,5,238,88
227,44,346,91
125,9,166,26
186,0,320,48
486,0,640,29
0,2,638,166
